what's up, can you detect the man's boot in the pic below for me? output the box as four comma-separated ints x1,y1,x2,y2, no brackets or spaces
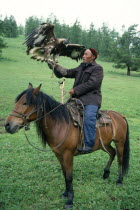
77,145,92,154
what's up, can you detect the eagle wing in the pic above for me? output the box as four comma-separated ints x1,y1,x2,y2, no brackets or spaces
52,44,86,61
23,23,56,55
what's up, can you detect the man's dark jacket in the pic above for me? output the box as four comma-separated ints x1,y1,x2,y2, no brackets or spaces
54,61,104,107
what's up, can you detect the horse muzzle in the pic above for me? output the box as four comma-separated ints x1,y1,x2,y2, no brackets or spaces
5,121,21,134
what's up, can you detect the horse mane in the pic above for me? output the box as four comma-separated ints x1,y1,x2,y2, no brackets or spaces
16,88,69,146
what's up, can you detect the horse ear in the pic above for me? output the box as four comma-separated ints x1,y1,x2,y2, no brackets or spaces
28,83,33,89
33,84,42,95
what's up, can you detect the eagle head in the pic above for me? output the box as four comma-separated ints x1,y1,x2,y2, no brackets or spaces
63,38,70,45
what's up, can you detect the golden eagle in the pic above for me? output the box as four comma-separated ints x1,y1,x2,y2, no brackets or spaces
23,23,85,62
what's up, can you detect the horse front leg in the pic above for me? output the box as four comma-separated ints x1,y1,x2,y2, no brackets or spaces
63,171,74,209
55,151,74,209
62,151,74,209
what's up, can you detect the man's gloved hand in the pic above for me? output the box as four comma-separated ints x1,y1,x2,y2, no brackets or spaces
47,59,67,76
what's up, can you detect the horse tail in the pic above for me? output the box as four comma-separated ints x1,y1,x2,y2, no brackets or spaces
122,118,130,176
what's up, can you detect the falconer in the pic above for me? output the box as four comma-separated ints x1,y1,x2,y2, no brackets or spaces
48,48,104,153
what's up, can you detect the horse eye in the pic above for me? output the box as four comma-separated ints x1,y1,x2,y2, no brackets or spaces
23,102,27,106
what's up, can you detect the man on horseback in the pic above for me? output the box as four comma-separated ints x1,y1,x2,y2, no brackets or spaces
48,48,104,153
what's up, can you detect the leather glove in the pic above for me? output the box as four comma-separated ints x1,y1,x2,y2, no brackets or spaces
47,59,67,76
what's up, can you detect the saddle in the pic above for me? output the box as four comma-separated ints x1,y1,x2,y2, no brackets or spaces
66,98,112,128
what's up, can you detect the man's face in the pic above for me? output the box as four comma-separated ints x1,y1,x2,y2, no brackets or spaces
83,49,95,63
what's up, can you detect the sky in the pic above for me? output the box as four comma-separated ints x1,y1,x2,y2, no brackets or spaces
0,0,140,31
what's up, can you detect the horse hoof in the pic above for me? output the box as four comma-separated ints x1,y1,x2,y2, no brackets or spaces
61,191,68,199
61,194,67,199
65,200,73,209
103,170,110,179
65,204,73,209
116,181,123,186
117,182,122,187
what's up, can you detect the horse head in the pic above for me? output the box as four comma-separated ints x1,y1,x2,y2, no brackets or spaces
5,83,41,134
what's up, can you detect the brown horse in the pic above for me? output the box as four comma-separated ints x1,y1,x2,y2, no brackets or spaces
5,83,130,209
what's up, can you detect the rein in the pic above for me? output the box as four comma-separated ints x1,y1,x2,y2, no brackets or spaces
11,103,71,152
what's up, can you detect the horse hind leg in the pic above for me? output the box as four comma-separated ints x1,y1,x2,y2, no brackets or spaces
110,115,130,186
103,144,116,179
114,141,124,186
115,136,130,186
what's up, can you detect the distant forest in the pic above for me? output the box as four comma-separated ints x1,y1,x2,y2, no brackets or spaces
0,14,140,75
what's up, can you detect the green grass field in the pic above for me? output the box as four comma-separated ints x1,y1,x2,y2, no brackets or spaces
0,37,140,210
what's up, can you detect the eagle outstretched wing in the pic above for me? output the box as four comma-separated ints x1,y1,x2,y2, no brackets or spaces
23,23,56,55
51,44,85,61
23,23,85,62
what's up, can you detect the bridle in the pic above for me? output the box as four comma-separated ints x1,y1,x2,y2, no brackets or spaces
9,103,71,152
10,108,37,130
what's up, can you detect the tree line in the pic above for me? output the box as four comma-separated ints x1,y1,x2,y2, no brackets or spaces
0,14,140,75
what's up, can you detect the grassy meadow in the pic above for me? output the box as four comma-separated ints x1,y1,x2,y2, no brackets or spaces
0,36,140,210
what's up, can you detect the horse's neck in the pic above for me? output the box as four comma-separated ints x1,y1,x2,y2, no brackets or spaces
40,115,68,147
41,115,55,135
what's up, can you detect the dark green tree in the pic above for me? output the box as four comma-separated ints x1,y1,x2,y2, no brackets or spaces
25,16,41,36
3,15,18,37
0,17,4,35
18,24,25,35
97,23,118,59
112,25,140,75
70,19,82,44
87,23,99,51
53,17,62,37
61,23,71,39
81,29,89,47
0,17,7,58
